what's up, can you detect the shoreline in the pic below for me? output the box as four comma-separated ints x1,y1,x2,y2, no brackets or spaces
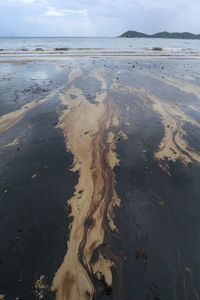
1,55,200,66
1,52,200,59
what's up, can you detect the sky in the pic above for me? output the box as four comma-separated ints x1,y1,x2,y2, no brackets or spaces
0,0,200,37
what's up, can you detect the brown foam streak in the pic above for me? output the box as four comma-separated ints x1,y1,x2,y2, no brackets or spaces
51,72,122,299
118,84,200,174
79,99,121,290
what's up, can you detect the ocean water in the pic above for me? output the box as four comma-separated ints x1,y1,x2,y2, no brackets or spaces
0,37,200,57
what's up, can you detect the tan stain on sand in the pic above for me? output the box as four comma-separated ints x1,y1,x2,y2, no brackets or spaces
90,68,107,90
183,74,196,81
139,70,200,100
33,275,49,299
92,254,114,286
188,104,200,113
3,138,18,147
118,130,128,140
160,75,200,99
149,93,200,171
31,173,38,179
0,138,18,153
51,71,124,299
0,69,82,135
123,86,200,175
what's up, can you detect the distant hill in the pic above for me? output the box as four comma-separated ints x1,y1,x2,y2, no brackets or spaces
120,31,200,39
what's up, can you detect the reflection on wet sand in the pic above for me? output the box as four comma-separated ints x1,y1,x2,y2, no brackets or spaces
0,69,82,134
1,61,200,299
0,66,125,299
112,80,200,175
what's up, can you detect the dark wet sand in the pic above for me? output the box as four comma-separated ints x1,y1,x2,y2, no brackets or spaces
0,58,200,300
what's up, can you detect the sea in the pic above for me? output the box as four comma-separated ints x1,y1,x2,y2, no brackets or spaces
0,37,200,58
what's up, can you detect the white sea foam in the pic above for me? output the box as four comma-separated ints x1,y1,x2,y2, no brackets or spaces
0,37,200,58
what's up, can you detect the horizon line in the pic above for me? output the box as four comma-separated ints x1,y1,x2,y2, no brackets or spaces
0,36,116,38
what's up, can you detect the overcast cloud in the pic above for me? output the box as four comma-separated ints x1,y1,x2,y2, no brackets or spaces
0,0,200,36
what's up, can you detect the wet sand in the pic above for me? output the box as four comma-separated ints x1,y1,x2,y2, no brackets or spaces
0,57,200,300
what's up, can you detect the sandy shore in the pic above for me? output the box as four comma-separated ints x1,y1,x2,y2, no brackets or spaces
0,57,200,300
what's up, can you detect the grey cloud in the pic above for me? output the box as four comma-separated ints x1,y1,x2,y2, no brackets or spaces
1,0,200,36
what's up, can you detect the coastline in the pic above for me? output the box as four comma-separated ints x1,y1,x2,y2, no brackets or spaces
1,51,200,60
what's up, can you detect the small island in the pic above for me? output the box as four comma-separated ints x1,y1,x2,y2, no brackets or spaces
120,30,200,39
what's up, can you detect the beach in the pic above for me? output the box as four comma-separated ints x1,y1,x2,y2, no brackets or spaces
0,54,200,300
